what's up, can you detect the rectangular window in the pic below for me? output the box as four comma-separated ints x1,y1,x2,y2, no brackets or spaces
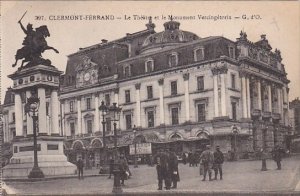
171,107,179,125
197,104,206,122
106,117,111,133
229,47,235,58
125,90,131,103
105,94,110,106
12,112,15,122
46,102,50,115
171,81,177,96
147,86,153,99
231,102,237,120
231,74,236,89
147,111,155,127
70,122,75,136
86,98,91,110
125,114,132,129
70,101,74,112
87,120,93,133
197,76,204,91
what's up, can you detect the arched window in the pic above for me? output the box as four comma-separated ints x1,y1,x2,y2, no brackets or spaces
170,133,182,140
145,59,154,73
194,47,205,61
123,64,131,77
169,52,178,67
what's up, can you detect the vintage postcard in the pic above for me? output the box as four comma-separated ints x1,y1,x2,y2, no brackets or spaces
1,1,300,195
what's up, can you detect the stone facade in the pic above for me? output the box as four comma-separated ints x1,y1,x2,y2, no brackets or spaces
2,20,291,165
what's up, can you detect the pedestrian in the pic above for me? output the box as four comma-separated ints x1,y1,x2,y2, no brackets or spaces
182,153,187,165
76,157,84,180
199,145,214,181
260,148,268,171
108,157,114,179
213,146,224,180
188,152,193,167
154,149,171,190
119,154,129,185
272,145,284,170
169,151,180,189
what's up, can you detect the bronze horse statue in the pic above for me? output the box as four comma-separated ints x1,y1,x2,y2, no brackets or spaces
12,25,59,69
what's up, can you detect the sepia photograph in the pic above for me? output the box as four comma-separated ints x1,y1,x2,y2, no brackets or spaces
1,1,300,195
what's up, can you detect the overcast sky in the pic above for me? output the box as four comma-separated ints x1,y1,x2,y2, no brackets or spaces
1,1,299,103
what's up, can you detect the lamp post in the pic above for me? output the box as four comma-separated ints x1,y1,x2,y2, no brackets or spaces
99,101,108,165
25,96,45,178
133,125,138,168
109,102,122,194
232,124,238,161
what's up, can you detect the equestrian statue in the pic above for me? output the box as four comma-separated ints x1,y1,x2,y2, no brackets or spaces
12,11,59,70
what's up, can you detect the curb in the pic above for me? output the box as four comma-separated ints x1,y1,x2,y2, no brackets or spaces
2,173,108,182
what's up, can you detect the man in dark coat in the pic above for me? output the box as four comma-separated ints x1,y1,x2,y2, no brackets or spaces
119,154,129,185
76,157,84,180
199,145,214,181
108,157,114,179
272,145,284,170
213,146,224,180
169,151,180,189
154,150,171,190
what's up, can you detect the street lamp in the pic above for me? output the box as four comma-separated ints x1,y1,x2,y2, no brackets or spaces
133,125,138,168
25,95,45,178
109,102,122,194
232,124,238,161
99,101,108,165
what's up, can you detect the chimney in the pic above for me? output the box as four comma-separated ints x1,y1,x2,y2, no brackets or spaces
101,39,108,44
261,34,266,40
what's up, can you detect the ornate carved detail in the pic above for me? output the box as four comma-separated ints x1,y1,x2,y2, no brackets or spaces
113,88,119,94
239,31,248,41
211,66,228,76
135,83,141,90
94,92,99,97
183,73,189,81
158,78,164,86
76,96,82,101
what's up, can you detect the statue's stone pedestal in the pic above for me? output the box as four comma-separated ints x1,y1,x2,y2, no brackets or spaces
2,136,76,178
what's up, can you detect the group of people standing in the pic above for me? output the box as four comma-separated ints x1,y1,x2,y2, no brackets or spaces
154,149,180,190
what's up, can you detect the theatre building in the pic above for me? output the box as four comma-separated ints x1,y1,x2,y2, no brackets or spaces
2,19,291,165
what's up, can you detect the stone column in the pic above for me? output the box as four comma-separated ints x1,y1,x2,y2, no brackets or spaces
268,85,272,112
25,90,33,135
61,100,65,136
114,88,119,106
241,75,248,118
213,71,219,118
51,89,59,135
77,96,82,135
220,71,227,116
94,93,100,133
158,79,165,125
257,80,262,110
14,92,23,136
277,87,281,114
38,87,47,134
246,77,251,118
135,83,141,127
183,73,190,122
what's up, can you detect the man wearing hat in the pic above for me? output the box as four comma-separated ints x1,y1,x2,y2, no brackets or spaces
199,145,214,181
213,146,224,180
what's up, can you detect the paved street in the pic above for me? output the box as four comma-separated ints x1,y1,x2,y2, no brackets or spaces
2,155,300,195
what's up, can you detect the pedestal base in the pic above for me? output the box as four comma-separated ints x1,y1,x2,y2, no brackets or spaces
2,136,76,178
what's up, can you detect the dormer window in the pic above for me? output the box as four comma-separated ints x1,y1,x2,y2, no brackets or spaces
229,46,235,59
194,47,205,61
124,64,131,77
169,52,178,67
145,59,154,73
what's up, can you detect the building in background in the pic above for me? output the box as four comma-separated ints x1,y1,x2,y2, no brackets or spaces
2,19,291,165
289,98,300,152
